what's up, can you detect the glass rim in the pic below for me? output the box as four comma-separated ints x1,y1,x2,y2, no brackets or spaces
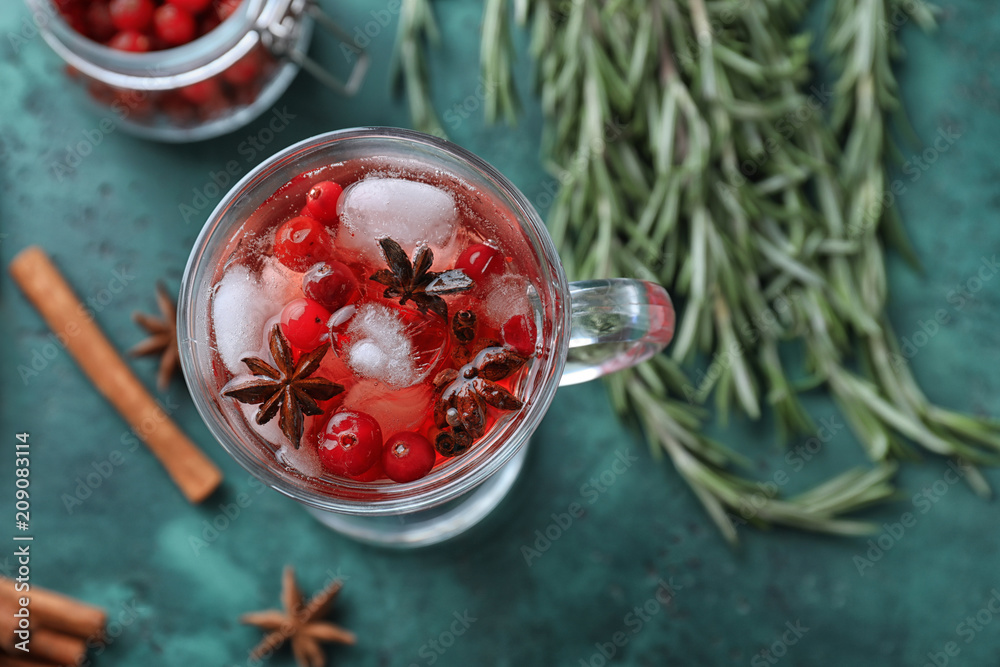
178,127,571,515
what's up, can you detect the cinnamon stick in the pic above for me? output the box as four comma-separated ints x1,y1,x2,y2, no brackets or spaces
9,629,85,666
0,578,105,640
9,247,223,503
0,598,86,665
0,654,60,667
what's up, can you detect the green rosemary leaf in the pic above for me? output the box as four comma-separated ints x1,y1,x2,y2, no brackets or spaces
481,0,520,125
392,0,447,137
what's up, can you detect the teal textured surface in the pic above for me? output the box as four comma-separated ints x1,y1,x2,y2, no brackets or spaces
1,1,999,665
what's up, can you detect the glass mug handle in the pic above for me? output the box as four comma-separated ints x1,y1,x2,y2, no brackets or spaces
560,279,675,386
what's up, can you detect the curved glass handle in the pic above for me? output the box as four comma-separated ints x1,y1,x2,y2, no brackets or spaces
560,279,675,386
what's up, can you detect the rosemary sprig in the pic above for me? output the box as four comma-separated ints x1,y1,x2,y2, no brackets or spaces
393,0,1000,543
504,0,907,541
391,0,446,137
482,0,520,125
828,0,1000,468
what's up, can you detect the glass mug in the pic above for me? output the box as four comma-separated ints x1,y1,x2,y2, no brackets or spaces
178,127,675,547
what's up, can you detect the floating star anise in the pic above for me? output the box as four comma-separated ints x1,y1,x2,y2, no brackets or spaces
369,237,473,320
129,282,179,392
223,324,343,448
241,566,355,667
433,346,527,457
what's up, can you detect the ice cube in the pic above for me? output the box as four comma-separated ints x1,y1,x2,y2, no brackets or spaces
213,259,298,374
344,304,417,387
275,439,324,478
342,380,433,436
337,177,459,261
482,274,532,328
349,340,391,375
240,395,327,478
337,303,451,387
213,266,270,374
259,256,300,303
238,402,287,447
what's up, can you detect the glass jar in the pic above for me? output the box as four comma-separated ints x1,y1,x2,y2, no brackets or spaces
25,0,367,142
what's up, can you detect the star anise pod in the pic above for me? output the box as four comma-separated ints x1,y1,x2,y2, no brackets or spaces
369,237,473,320
241,566,355,667
452,309,477,344
433,346,527,457
450,310,502,366
129,282,179,392
223,325,343,448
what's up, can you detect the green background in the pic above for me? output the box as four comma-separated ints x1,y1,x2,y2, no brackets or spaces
1,1,999,665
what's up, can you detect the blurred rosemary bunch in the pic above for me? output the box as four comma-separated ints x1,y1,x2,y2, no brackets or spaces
392,0,521,134
391,0,447,137
393,0,1000,543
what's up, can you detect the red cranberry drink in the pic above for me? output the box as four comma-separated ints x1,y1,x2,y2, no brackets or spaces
211,158,541,485
181,128,673,545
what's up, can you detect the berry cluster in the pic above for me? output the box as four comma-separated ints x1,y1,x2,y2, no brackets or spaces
318,411,437,484
220,174,537,485
268,179,440,483
57,0,275,128
55,0,240,51
78,44,269,127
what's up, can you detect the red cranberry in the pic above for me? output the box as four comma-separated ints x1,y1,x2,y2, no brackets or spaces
383,432,436,483
154,4,197,46
502,314,536,356
302,261,359,312
302,181,343,225
456,243,504,281
109,0,154,32
178,78,220,105
318,411,383,477
108,30,151,52
350,459,384,482
273,216,335,272
280,298,332,351
86,3,117,42
214,0,241,20
222,48,262,85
